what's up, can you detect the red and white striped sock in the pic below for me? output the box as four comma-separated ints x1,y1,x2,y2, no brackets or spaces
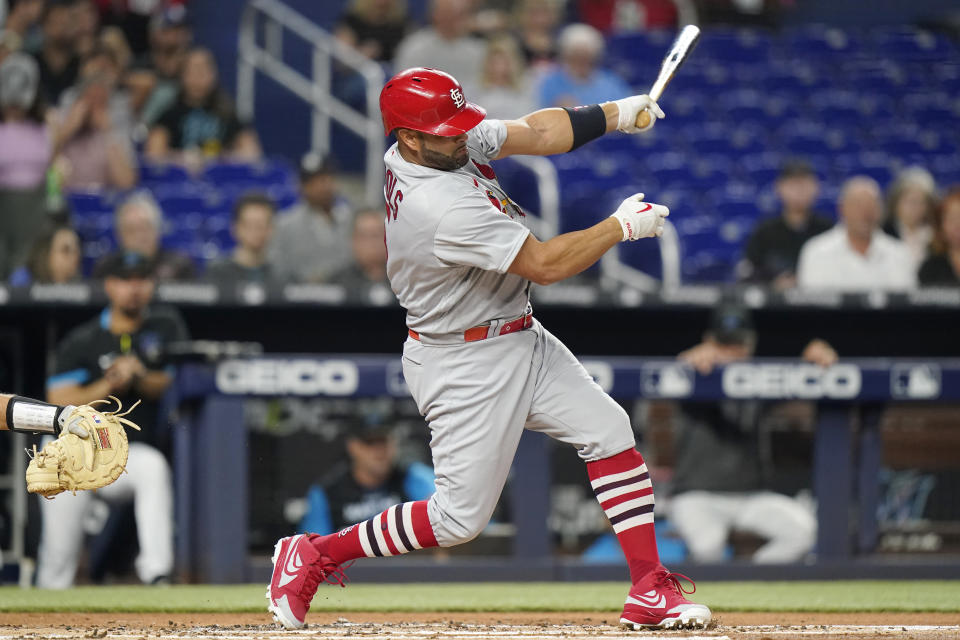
315,500,439,564
587,448,660,583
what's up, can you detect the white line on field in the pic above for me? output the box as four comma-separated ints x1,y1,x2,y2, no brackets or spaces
0,637,731,640
1,624,957,640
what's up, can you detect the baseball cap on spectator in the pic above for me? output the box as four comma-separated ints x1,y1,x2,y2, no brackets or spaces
99,251,157,279
346,406,393,443
299,151,337,182
150,3,190,32
0,52,39,110
708,303,755,345
778,159,816,180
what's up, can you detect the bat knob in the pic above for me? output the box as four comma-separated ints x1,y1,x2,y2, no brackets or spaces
635,109,653,130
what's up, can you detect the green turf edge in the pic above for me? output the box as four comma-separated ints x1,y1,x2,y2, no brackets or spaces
0,582,958,614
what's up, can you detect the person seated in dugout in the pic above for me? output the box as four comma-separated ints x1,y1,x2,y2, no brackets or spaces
38,251,187,587
299,414,434,536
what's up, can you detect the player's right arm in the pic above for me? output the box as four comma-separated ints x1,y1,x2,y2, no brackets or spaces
495,96,663,159
509,193,668,286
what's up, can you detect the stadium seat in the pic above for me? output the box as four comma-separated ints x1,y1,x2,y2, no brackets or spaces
139,163,190,186
872,27,956,62
784,25,862,59
696,28,772,65
67,191,116,215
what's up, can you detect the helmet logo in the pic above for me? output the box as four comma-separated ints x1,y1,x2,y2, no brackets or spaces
450,88,465,108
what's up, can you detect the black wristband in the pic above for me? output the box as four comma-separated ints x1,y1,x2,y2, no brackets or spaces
563,104,607,151
6,396,61,435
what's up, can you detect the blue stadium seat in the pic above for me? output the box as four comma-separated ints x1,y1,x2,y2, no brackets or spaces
784,25,862,59
490,157,541,216
872,27,956,62
696,28,772,65
139,163,190,186
202,159,296,189
158,194,207,214
67,191,116,215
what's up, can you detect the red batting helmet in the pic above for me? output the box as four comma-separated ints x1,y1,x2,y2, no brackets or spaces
379,67,486,136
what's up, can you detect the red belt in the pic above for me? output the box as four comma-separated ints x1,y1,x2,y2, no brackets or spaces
408,312,533,343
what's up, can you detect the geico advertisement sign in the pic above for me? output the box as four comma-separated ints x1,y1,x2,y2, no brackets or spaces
722,363,861,399
216,359,359,395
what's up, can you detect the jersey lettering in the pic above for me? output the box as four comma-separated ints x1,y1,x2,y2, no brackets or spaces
384,169,404,221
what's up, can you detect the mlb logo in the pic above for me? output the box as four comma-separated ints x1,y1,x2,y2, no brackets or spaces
641,363,694,398
891,364,941,400
93,414,101,424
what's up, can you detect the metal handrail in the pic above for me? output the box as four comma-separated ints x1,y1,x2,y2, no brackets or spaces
600,219,681,293
237,0,386,206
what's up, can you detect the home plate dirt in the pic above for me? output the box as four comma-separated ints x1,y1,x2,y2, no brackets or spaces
1,613,958,640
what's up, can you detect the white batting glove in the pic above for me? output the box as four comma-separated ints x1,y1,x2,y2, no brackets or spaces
613,95,665,133
610,193,669,241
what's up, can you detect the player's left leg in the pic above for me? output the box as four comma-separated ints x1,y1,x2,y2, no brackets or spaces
269,331,541,628
524,324,711,630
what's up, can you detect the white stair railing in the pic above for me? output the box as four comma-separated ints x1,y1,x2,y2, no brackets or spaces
601,218,681,293
237,0,386,206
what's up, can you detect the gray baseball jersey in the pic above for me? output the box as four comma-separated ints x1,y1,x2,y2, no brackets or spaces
384,118,636,549
383,119,532,337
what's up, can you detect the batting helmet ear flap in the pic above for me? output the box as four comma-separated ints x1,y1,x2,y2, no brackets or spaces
379,67,486,137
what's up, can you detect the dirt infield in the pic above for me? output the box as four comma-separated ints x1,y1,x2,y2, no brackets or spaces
1,612,959,640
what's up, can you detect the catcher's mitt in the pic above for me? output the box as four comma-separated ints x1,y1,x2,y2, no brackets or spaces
26,396,141,498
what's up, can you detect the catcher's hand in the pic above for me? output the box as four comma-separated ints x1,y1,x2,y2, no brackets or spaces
26,396,141,498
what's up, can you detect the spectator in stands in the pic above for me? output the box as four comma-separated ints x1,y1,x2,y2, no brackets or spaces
205,192,280,289
0,52,51,278
797,176,915,291
393,0,484,92
146,46,261,166
39,250,183,588
55,44,137,190
514,0,560,67
918,187,960,286
127,5,191,127
335,0,410,64
472,34,536,119
738,160,832,289
574,0,678,32
96,0,164,57
0,0,45,63
8,221,81,286
537,23,630,108
72,0,98,58
94,191,196,281
883,166,938,269
330,208,389,290
33,0,80,105
668,303,822,564
269,153,353,284
299,411,434,535
99,26,133,74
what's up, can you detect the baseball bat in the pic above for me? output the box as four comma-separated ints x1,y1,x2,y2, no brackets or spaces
635,25,702,129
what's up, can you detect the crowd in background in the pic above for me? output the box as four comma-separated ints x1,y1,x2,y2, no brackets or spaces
1,0,959,293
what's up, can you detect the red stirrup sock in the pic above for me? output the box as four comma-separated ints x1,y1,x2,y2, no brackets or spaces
587,448,660,583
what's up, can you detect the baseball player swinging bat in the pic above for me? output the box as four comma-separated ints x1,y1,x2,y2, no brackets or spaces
635,25,702,130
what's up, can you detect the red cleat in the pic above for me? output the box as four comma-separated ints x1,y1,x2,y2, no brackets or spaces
266,534,348,629
620,565,712,630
